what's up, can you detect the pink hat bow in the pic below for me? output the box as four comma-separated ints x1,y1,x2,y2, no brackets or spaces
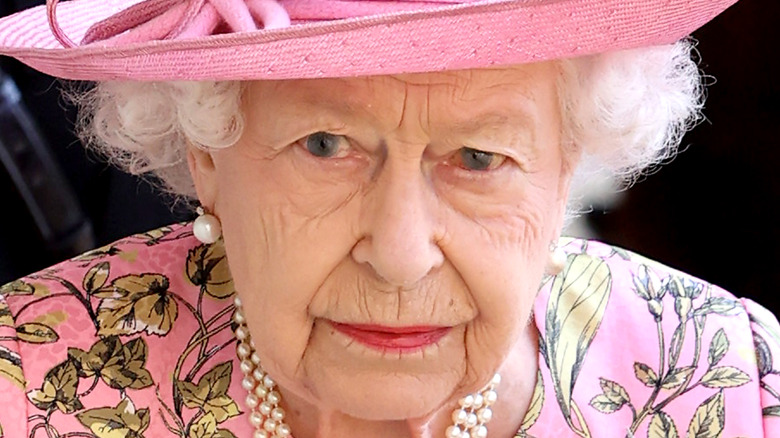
47,0,291,47
46,0,474,48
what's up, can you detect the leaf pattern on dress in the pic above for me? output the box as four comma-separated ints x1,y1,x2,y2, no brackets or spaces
94,274,178,336
686,391,724,438
0,280,35,297
15,322,59,344
0,345,25,389
707,329,729,367
68,336,154,390
634,362,660,387
176,361,241,423
72,243,122,264
589,378,630,414
186,242,235,299
83,262,111,294
660,367,695,390
582,257,753,437
519,370,544,434
746,301,780,419
187,412,238,438
542,253,612,434
26,359,84,413
76,397,151,438
699,366,750,389
648,411,679,438
0,301,12,329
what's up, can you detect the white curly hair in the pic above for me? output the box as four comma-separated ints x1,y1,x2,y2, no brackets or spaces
75,40,703,200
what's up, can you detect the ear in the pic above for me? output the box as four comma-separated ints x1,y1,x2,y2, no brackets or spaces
552,140,581,237
187,144,218,210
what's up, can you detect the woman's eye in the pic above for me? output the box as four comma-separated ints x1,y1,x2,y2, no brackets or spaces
455,147,507,171
304,132,348,158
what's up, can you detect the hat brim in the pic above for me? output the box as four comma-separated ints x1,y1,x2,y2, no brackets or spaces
0,0,737,81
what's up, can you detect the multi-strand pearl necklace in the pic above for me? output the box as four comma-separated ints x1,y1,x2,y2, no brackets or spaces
445,373,500,438
234,296,291,438
232,296,500,438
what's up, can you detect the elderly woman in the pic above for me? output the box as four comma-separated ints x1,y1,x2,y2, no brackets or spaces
0,0,777,437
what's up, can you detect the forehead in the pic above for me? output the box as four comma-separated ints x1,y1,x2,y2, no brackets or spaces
243,63,560,122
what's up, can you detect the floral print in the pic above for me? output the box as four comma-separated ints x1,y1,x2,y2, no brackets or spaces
0,223,777,437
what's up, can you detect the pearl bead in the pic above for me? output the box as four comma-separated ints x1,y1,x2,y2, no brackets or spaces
452,409,468,424
259,402,273,416
251,352,262,365
235,326,249,340
253,430,269,438
267,390,281,405
242,376,256,391
233,296,242,307
263,375,275,388
461,432,471,438
249,411,263,428
245,394,259,409
193,213,222,244
445,425,462,438
466,413,477,428
276,423,292,437
472,394,484,409
237,343,251,359
240,360,254,375
263,419,277,432
491,374,501,385
254,385,268,398
271,407,285,421
460,395,474,408
253,368,265,382
477,407,492,423
233,311,245,324
474,425,488,438
483,390,498,406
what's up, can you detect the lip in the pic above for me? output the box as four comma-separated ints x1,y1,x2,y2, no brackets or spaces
330,322,452,352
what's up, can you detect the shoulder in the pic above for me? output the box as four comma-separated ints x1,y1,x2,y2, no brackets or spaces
0,223,252,437
528,237,780,437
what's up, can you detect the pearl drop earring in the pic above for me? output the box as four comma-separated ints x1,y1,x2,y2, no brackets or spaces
193,206,222,244
547,240,567,275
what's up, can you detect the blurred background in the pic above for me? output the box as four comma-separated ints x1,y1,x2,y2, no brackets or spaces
0,1,777,315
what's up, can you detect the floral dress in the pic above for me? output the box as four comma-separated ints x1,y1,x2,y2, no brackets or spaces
0,223,778,437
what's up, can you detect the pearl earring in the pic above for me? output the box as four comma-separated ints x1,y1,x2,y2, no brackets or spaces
547,241,567,275
193,206,222,244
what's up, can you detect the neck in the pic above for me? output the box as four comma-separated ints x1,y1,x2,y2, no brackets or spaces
279,324,540,438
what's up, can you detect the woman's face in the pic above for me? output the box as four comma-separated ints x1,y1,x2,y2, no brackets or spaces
189,63,574,421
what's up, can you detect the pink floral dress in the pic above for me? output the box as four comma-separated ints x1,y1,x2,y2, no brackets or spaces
0,223,777,437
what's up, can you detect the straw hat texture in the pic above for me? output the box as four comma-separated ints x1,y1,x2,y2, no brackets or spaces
0,0,738,81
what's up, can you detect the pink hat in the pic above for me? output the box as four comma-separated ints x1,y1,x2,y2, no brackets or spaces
0,0,738,81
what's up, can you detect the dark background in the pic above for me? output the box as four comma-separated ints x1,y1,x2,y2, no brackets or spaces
0,1,777,314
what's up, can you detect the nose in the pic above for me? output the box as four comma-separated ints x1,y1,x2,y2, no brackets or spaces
351,158,444,287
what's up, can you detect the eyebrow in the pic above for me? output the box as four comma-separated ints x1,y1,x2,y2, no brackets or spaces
448,112,532,135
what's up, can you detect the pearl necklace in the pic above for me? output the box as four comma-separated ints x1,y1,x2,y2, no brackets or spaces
233,296,291,438
232,296,500,438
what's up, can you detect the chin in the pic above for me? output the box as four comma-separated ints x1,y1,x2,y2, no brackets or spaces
306,370,457,421
299,320,469,420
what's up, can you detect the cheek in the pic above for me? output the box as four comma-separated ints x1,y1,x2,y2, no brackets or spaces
436,172,563,382
211,149,364,382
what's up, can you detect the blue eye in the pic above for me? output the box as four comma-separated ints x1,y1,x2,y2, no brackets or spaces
305,132,345,158
458,147,505,171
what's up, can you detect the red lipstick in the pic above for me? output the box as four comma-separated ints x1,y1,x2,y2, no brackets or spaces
330,322,451,352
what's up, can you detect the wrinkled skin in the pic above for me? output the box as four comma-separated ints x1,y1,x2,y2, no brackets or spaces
188,62,577,438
